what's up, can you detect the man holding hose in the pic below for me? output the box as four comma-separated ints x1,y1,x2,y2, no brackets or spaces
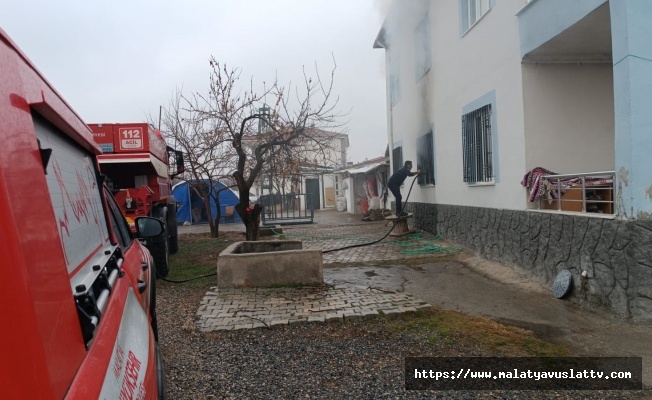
387,160,421,217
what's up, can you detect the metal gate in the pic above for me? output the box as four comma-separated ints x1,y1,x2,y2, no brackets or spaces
260,193,314,225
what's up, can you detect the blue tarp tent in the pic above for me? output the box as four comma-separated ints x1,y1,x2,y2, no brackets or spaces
172,180,242,224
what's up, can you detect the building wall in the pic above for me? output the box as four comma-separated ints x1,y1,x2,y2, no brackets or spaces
386,0,529,211
518,0,608,57
381,1,651,319
343,176,354,214
436,0,527,209
301,135,347,210
522,63,615,175
405,201,652,320
385,0,434,205
610,0,652,220
251,132,347,209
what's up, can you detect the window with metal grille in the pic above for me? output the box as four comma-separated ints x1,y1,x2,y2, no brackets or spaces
462,104,493,183
392,146,403,174
414,14,431,81
417,132,435,185
389,49,400,106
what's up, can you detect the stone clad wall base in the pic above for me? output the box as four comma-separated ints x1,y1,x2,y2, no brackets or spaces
404,202,652,320
217,240,323,288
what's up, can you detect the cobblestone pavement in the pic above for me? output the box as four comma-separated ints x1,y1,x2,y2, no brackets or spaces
190,209,456,331
179,209,461,266
196,285,431,331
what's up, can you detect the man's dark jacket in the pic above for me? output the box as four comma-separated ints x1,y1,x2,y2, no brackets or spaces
388,166,416,188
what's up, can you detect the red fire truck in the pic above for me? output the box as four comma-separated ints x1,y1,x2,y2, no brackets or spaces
0,29,165,399
88,123,184,277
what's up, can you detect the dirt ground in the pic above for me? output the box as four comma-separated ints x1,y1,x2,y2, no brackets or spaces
325,251,652,390
181,210,652,389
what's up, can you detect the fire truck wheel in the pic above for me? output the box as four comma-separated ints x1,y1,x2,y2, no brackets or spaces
167,198,179,255
151,206,171,278
168,235,178,256
151,238,170,278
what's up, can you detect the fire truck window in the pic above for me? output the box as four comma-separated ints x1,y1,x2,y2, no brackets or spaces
104,188,133,248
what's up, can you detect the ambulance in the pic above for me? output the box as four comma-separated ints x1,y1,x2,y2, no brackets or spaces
0,28,165,399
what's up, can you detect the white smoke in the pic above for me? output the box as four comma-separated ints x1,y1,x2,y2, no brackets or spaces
373,0,393,22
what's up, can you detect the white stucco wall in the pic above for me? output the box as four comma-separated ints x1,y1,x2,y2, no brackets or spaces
522,63,615,173
345,176,361,214
343,177,354,214
386,0,528,210
385,0,436,208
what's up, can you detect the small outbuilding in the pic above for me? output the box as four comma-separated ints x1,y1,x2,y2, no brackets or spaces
335,156,389,215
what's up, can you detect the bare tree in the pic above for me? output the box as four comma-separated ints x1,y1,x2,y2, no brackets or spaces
159,89,237,238
187,58,344,240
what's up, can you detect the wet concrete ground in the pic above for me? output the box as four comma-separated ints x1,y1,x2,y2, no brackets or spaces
180,209,652,388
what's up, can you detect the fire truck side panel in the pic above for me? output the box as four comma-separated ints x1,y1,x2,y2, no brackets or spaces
117,125,146,152
90,123,114,152
146,125,168,164
90,123,167,164
155,175,171,200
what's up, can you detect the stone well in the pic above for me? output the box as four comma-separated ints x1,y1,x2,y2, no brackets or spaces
217,240,323,288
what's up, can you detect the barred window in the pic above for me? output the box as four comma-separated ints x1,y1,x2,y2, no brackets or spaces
392,146,403,174
462,104,493,183
417,132,435,185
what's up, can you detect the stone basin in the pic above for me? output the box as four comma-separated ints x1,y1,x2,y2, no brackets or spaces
217,240,323,288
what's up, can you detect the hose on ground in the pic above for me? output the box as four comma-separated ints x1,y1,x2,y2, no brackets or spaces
321,176,420,254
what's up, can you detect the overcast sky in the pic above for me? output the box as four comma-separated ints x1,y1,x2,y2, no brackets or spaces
1,0,389,164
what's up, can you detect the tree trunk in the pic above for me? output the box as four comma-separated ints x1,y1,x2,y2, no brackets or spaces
212,217,220,238
236,203,262,241
212,199,222,238
203,198,217,237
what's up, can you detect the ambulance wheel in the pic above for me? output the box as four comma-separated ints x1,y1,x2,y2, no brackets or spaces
150,262,159,342
156,342,166,400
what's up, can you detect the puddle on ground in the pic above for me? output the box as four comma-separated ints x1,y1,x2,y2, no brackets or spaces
325,266,405,292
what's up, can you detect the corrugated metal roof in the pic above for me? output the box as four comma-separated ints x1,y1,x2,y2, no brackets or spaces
340,160,387,175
